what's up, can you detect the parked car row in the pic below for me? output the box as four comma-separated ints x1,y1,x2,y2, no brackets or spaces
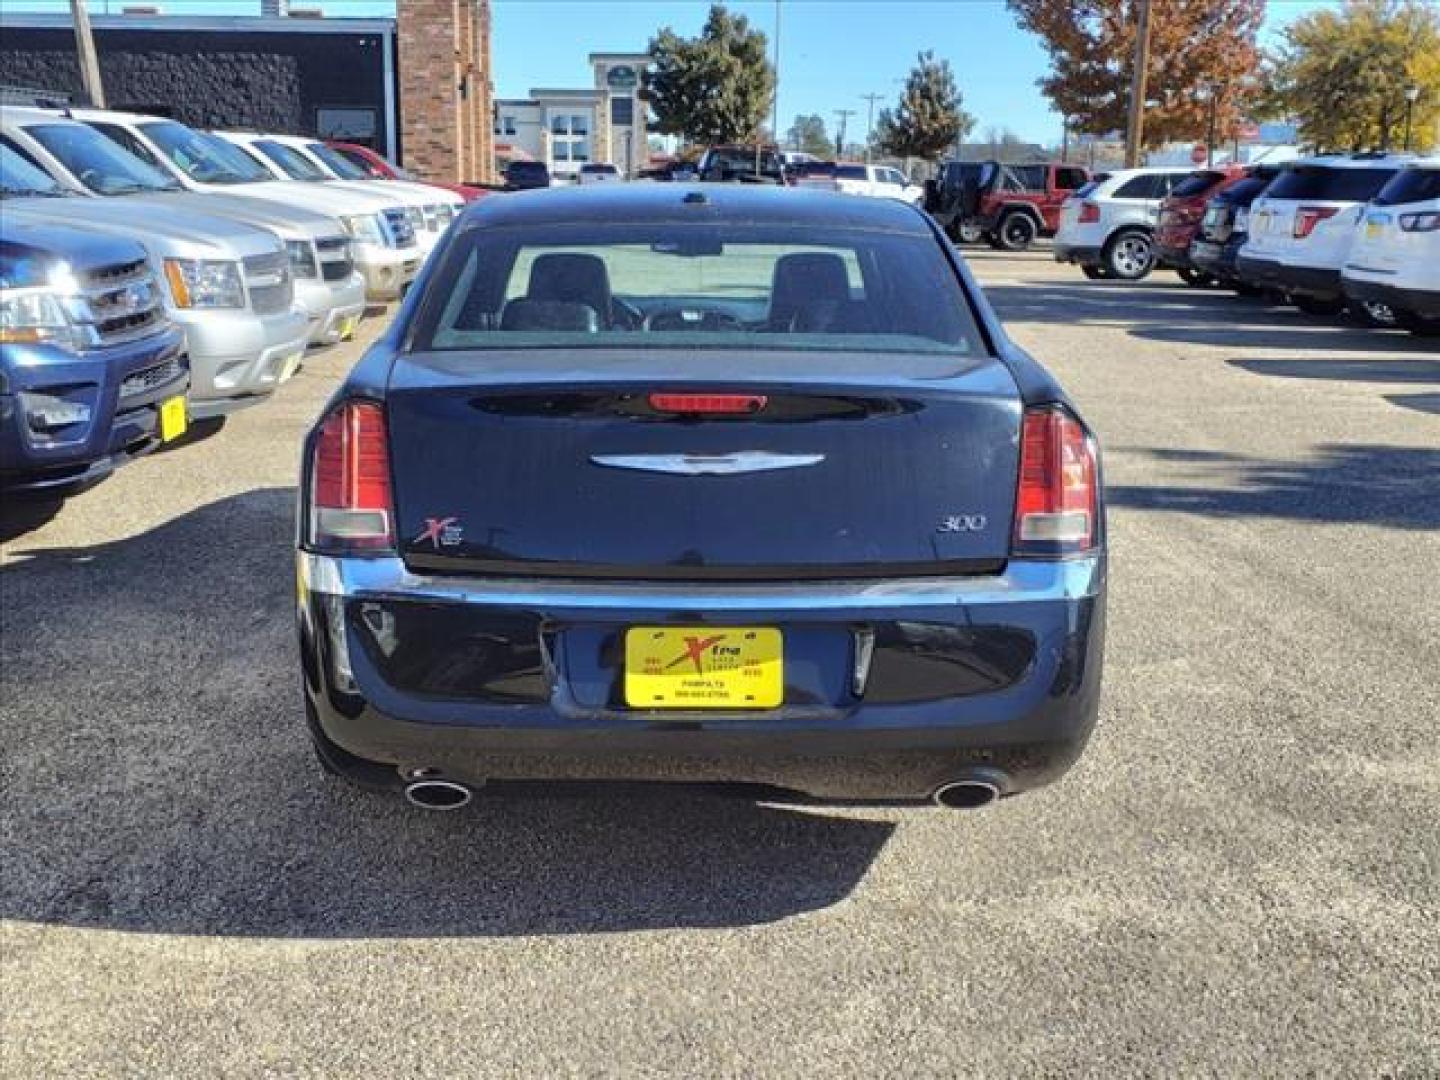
1052,153,1439,337
0,103,475,492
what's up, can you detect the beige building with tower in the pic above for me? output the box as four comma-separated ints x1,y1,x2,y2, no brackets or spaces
494,51,651,181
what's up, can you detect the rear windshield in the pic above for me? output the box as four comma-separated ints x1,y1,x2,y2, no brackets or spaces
508,162,548,178
835,165,867,180
1218,176,1271,204
1373,167,1440,206
705,149,782,176
581,164,618,175
418,223,984,357
1265,165,1399,202
1170,171,1224,197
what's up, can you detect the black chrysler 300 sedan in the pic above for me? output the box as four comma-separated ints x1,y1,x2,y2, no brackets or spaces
296,185,1105,810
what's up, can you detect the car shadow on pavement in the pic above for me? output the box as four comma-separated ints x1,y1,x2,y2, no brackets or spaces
1228,355,1440,386
1106,444,1440,530
982,281,1435,355
0,489,894,938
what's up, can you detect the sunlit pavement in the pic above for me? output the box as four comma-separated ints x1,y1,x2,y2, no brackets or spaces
2,252,1436,1076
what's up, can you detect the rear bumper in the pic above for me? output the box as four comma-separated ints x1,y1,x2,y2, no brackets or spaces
1189,236,1245,279
1341,273,1440,319
1053,242,1102,266
1234,254,1342,299
297,554,1107,801
1,329,189,490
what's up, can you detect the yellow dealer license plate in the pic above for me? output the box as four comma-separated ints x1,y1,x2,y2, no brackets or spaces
158,395,187,443
624,627,783,709
338,314,359,340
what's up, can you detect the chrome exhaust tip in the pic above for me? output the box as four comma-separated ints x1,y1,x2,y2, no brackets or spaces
931,779,1001,809
403,779,473,811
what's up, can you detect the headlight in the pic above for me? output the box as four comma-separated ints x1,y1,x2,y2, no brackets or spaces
0,287,89,350
163,259,245,309
286,240,318,279
342,213,386,245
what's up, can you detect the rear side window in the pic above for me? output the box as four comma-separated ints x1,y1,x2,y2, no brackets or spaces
1055,167,1088,190
1265,166,1398,202
1112,174,1163,199
836,165,867,180
1170,171,1224,197
418,223,985,357
1373,167,1440,206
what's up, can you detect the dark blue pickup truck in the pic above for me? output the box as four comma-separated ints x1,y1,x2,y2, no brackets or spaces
1,220,189,491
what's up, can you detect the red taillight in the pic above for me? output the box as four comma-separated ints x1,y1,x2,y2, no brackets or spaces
1013,407,1098,556
309,400,394,552
1078,201,1101,224
648,393,769,415
1293,205,1339,239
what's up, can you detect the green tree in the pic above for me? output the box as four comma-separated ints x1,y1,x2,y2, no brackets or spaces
1266,0,1440,151
784,113,832,157
873,51,975,161
1008,0,1265,148
643,4,775,145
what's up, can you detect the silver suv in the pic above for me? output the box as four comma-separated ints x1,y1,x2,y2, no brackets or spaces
2,141,310,419
1,108,365,344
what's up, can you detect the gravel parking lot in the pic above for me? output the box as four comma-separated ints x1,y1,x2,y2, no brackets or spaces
3,248,1437,1077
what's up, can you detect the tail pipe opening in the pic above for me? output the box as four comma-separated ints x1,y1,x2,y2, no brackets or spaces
931,778,1002,809
404,779,473,811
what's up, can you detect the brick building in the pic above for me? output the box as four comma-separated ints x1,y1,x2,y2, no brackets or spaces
0,2,496,183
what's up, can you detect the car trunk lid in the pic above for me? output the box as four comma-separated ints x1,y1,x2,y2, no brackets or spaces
385,348,1021,579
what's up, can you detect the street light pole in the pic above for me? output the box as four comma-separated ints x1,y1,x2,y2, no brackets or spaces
771,0,781,144
70,0,107,107
834,109,855,159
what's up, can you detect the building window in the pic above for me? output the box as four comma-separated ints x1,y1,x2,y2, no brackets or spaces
571,139,589,162
611,97,633,126
494,114,517,136
570,114,589,135
317,107,377,142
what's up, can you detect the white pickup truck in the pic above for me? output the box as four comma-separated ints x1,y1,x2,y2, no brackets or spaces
795,162,924,206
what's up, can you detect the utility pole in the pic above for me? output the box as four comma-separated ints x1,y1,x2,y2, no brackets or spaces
835,108,855,159
71,0,107,108
771,0,781,144
1123,0,1151,168
861,93,883,161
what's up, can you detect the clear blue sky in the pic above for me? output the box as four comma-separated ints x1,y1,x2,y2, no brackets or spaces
17,0,1338,144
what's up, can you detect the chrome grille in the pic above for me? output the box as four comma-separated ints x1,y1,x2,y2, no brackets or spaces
383,207,417,249
79,257,168,345
243,250,294,315
315,236,354,283
119,354,184,400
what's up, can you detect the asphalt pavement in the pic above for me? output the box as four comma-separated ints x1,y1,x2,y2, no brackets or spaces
3,248,1437,1077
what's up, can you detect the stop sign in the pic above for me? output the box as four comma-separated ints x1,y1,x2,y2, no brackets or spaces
1191,144,1208,164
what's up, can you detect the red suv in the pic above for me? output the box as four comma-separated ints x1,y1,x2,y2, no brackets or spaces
324,141,490,202
927,161,1090,250
1154,165,1250,285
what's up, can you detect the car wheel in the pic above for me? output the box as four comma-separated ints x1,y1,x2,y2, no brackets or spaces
955,219,986,244
1081,265,1113,281
1348,300,1398,327
1292,294,1346,317
1394,309,1440,337
1104,230,1155,280
996,213,1039,251
1177,268,1215,287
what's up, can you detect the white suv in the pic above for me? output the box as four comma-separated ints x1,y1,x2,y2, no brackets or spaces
1235,154,1410,316
1053,167,1195,280
1342,157,1439,337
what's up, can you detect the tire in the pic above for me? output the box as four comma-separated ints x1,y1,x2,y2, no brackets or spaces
1292,294,1346,317
1394,309,1440,337
1177,268,1215,287
1081,265,1113,281
1347,299,1398,327
996,213,1039,252
1103,229,1155,280
955,219,986,244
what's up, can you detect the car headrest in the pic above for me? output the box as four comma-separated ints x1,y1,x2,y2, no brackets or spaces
500,299,599,332
769,252,852,328
527,253,612,318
